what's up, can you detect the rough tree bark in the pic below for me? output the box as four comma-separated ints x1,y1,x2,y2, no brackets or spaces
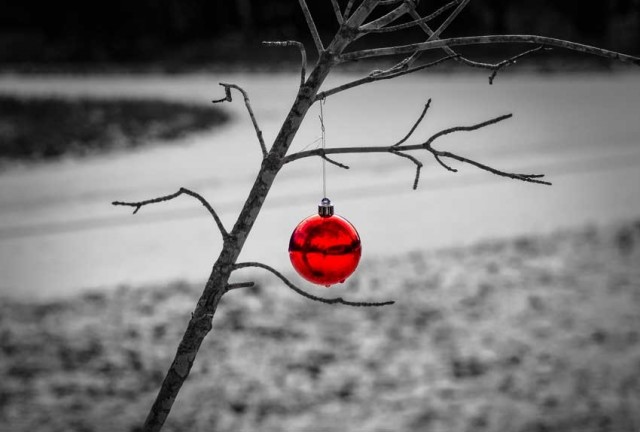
112,1,640,430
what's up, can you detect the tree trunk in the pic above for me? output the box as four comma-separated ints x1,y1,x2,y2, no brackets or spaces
141,53,337,432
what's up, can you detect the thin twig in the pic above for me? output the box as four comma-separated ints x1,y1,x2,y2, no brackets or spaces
423,113,513,148
233,262,395,307
263,41,307,86
488,45,548,84
330,0,344,24
321,151,351,169
213,83,268,158
344,0,357,18
366,0,463,33
433,150,548,184
433,153,458,172
393,99,431,146
316,55,457,100
389,148,423,189
298,0,324,53
283,110,551,185
112,187,229,239
339,34,640,64
226,282,256,291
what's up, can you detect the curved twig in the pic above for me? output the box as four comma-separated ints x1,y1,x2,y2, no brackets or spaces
233,262,395,307
263,41,307,87
423,113,513,148
112,187,229,239
213,83,268,158
339,34,640,64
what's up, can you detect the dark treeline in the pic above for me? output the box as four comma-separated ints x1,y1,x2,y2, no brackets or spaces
0,0,638,67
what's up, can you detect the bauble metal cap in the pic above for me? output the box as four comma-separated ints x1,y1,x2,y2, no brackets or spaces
318,197,334,217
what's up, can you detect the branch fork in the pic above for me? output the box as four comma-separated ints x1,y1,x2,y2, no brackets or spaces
284,103,551,187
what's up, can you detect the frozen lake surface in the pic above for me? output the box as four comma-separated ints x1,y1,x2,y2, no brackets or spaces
1,71,639,299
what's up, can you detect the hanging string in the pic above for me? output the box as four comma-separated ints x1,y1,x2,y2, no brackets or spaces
319,97,327,199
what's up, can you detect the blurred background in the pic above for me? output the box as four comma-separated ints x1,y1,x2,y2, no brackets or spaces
1,0,639,70
1,1,639,431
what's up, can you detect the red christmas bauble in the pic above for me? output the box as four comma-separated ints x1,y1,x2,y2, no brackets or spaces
289,199,361,287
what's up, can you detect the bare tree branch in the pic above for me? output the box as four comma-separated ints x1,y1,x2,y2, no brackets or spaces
212,83,268,158
378,0,470,71
263,41,307,87
284,109,551,186
393,99,431,146
365,0,463,34
298,0,324,53
389,148,423,189
433,150,548,183
399,7,475,70
233,262,395,307
112,187,229,239
422,113,513,148
340,34,640,65
419,113,551,185
330,0,344,24
316,55,457,100
398,7,550,83
226,281,256,291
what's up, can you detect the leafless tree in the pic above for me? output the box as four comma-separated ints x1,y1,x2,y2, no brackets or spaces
113,1,640,430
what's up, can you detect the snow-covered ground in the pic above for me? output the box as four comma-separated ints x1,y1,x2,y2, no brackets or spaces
1,71,639,299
